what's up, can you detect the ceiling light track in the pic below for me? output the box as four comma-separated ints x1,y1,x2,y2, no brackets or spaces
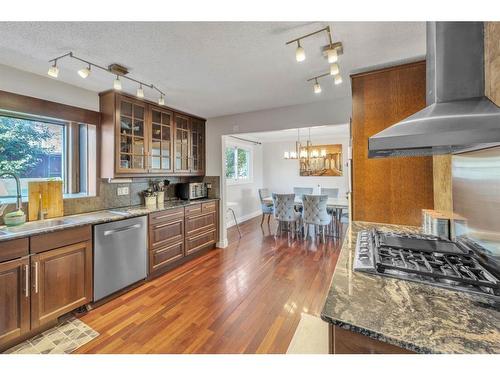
47,51,166,104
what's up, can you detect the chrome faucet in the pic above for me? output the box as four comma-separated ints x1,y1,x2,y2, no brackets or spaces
0,172,23,210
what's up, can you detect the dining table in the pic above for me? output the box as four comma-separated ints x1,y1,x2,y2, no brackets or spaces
262,196,349,238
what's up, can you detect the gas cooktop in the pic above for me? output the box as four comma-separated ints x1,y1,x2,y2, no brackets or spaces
354,229,500,300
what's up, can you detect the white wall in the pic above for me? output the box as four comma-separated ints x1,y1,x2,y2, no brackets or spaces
262,135,350,199
0,64,99,111
207,97,351,247
225,138,264,227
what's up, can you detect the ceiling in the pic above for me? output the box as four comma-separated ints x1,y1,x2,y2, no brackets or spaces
236,124,349,143
0,22,425,118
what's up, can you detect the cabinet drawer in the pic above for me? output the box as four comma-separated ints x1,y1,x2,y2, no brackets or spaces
0,238,29,263
149,218,184,249
30,225,91,254
150,241,184,271
149,207,184,225
185,211,216,236
185,204,202,217
185,229,216,255
202,201,217,213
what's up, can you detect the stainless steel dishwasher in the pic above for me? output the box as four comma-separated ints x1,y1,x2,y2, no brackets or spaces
93,216,147,301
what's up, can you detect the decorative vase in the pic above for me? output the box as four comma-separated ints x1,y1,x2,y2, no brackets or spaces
157,191,165,205
145,196,157,207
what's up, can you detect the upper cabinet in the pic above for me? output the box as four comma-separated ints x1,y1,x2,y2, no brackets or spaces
100,91,206,178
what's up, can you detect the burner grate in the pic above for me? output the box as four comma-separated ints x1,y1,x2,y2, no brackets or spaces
375,247,500,292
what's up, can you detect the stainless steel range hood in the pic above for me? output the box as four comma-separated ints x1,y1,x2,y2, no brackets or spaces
368,22,500,158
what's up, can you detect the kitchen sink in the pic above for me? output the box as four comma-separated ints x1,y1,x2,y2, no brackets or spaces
0,218,75,235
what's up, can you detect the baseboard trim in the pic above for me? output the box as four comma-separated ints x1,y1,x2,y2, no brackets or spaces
226,210,262,228
216,239,228,248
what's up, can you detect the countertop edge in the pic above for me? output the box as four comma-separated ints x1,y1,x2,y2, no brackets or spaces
0,198,220,242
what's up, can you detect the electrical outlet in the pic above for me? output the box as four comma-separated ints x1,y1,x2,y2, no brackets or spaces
117,186,129,196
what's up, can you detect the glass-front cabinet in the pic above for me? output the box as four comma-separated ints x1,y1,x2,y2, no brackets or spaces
117,97,148,174
99,91,206,178
190,118,205,174
174,114,190,173
150,106,173,173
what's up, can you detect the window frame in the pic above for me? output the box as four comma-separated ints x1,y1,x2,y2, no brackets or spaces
0,110,96,201
225,142,253,185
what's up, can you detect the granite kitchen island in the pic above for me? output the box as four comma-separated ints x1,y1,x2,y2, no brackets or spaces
321,221,500,354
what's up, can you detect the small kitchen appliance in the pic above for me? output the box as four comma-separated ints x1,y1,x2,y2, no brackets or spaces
176,182,207,200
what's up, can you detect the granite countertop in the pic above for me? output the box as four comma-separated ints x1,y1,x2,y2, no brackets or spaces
321,221,500,354
0,198,219,242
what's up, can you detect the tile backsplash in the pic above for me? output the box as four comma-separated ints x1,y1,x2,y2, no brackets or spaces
0,176,220,224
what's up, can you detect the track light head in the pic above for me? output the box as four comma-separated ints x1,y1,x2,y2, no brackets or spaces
334,75,343,85
158,95,165,106
113,75,122,90
137,85,144,98
313,79,321,94
78,64,91,79
47,62,59,78
329,63,339,76
295,40,305,62
326,48,338,63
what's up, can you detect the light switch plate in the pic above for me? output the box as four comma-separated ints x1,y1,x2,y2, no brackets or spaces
117,186,129,196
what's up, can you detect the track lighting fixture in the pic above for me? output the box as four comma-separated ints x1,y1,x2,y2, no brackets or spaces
78,64,91,78
329,63,339,76
334,75,343,85
326,48,338,63
295,40,306,62
113,75,122,90
47,51,166,102
313,79,322,94
47,61,59,78
137,84,145,98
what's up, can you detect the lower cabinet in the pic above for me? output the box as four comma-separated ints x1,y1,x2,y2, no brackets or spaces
30,241,93,329
0,257,30,347
148,200,219,276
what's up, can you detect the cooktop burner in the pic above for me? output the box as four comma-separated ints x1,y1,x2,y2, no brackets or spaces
354,229,500,299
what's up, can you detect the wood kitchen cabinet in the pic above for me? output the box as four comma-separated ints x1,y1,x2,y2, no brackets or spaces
185,202,218,256
100,91,206,178
148,208,185,275
0,256,30,348
30,240,93,329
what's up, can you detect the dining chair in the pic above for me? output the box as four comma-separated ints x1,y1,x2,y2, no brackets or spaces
302,194,331,242
321,188,339,198
258,188,274,225
272,193,301,239
293,187,314,200
321,188,339,235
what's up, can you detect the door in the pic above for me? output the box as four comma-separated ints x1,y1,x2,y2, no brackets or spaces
190,118,205,174
0,257,30,347
116,96,149,174
31,241,92,328
93,216,147,301
149,106,174,173
174,114,190,173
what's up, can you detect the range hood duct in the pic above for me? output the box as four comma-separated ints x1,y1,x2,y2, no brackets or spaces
368,22,500,158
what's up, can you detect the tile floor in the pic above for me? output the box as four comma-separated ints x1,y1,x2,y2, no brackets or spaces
4,317,99,354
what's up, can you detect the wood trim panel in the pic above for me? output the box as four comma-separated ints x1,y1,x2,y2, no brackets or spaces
0,238,29,263
351,61,434,226
30,225,92,254
329,324,413,354
0,90,99,125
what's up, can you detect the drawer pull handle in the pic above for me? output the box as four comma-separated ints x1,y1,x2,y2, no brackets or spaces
154,219,182,229
154,212,182,220
34,262,39,294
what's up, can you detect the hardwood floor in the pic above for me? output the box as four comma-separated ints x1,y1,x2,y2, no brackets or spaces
75,216,344,354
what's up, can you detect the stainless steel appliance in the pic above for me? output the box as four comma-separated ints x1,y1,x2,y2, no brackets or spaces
93,216,147,301
368,22,500,158
176,182,207,200
353,228,500,300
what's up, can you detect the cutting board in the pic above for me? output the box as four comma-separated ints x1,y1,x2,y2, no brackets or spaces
28,181,64,221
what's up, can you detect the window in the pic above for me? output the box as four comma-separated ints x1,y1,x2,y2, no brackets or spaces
0,111,96,201
225,144,252,184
